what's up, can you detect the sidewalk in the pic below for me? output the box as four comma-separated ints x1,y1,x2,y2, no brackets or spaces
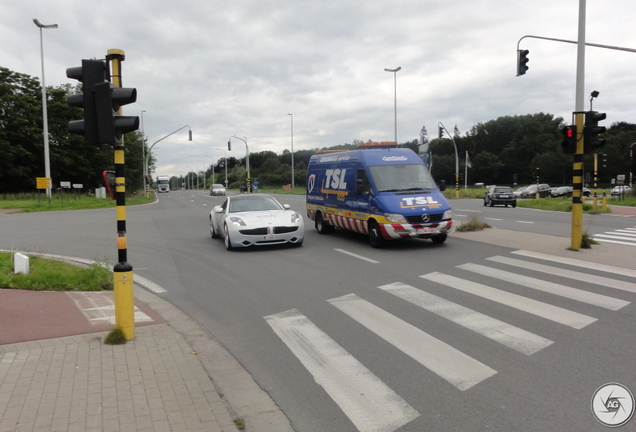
1,227,635,432
0,284,294,432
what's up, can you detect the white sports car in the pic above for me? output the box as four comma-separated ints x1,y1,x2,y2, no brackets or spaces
210,194,304,250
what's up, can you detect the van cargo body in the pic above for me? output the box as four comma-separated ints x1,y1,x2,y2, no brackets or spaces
306,148,452,247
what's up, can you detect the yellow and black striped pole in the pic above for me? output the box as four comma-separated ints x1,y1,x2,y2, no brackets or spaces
107,49,135,340
570,111,585,250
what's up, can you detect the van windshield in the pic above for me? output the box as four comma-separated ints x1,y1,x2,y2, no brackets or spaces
369,164,438,192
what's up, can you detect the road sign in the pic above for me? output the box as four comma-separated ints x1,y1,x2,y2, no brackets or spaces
36,177,51,189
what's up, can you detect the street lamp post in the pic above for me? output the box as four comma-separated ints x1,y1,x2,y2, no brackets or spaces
288,113,294,189
141,110,147,194
204,155,215,186
33,18,58,199
229,136,250,193
145,125,192,196
384,66,401,144
194,162,201,190
197,159,205,190
215,147,228,188
438,121,460,199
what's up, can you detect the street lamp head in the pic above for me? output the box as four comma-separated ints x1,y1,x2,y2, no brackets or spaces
384,67,401,73
33,19,58,29
590,90,600,99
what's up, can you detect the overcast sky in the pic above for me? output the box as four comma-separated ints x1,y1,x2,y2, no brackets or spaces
4,0,636,179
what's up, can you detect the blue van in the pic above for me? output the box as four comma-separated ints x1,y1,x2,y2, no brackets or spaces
306,146,453,247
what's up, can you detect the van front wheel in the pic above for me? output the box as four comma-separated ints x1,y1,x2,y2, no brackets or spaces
316,213,335,234
368,221,386,248
431,234,447,244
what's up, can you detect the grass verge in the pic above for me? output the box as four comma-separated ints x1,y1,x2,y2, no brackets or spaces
0,252,112,291
0,193,154,213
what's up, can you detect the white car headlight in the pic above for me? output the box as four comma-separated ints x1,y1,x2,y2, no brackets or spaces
385,213,407,223
229,216,246,226
291,212,301,223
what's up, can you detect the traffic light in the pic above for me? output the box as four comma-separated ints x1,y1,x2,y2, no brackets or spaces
535,167,540,180
228,140,231,151
583,110,606,153
66,59,109,145
600,153,607,169
517,49,529,76
438,126,444,139
94,82,139,144
561,125,577,154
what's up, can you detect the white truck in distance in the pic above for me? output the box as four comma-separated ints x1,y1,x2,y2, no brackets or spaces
156,176,170,193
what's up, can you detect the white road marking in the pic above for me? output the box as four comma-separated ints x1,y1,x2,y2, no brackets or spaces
329,294,497,391
67,292,153,325
511,250,636,278
334,248,380,263
265,309,419,432
135,274,169,294
421,272,596,329
516,221,534,224
487,255,636,296
458,263,628,311
592,238,636,246
378,282,553,355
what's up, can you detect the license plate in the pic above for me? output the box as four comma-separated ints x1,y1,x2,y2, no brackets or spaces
416,227,437,234
265,235,280,240
499,195,510,198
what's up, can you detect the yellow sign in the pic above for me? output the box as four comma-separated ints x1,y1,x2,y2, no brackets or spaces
36,177,52,189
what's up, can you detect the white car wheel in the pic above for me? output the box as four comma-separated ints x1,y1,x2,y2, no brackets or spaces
224,224,234,251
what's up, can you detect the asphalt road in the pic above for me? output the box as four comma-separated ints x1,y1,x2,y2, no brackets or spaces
2,191,636,431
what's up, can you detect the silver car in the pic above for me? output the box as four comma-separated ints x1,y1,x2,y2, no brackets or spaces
210,194,304,250
210,184,226,196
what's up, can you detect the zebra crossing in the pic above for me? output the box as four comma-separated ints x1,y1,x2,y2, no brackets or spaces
593,226,636,246
264,250,636,432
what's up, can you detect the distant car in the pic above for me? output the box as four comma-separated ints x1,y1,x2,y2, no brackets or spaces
551,186,573,197
483,186,516,207
210,184,226,196
209,194,304,250
520,184,551,198
513,186,530,198
611,185,631,196
551,186,591,197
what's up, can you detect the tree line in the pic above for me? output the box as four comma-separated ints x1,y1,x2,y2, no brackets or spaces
2,65,634,194
0,67,150,194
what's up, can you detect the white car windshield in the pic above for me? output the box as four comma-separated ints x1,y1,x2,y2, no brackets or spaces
229,196,283,213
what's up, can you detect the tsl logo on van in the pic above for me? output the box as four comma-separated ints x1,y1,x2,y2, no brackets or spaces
400,196,443,210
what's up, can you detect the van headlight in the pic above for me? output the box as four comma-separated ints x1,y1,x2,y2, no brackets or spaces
443,210,453,220
385,213,407,223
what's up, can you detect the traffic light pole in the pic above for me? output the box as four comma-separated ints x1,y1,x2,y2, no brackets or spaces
107,49,135,340
570,0,586,250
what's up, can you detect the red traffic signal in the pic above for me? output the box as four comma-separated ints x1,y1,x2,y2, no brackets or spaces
561,125,577,154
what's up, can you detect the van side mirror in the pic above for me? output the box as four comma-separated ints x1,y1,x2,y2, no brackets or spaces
438,180,446,192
